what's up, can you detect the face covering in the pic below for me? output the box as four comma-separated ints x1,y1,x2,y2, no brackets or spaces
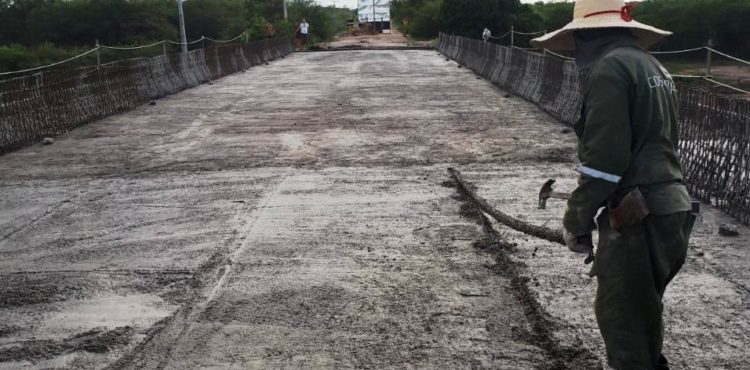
573,28,640,70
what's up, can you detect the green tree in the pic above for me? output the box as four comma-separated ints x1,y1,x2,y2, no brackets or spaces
392,0,443,39
529,1,573,33
183,0,246,40
439,0,521,38
634,0,750,57
527,0,750,57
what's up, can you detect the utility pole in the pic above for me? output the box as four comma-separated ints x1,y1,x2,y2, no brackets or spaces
283,0,288,21
177,0,188,54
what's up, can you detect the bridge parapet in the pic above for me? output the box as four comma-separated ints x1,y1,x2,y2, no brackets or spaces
437,33,750,225
0,37,292,155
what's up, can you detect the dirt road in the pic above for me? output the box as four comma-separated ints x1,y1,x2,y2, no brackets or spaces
0,50,748,369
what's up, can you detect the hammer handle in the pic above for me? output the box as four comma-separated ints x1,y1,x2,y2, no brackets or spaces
548,191,571,200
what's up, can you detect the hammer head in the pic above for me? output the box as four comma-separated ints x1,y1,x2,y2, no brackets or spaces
538,179,557,210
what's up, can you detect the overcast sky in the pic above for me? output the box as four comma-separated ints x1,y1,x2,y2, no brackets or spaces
315,0,554,9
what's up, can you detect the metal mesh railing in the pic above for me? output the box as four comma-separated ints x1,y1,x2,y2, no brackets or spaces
437,33,750,225
0,36,292,155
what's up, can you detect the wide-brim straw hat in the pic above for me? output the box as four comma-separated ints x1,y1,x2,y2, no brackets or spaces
531,0,671,51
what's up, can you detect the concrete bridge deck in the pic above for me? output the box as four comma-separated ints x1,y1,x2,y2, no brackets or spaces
0,50,748,369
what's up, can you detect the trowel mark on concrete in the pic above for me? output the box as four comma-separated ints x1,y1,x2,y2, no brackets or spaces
279,133,305,151
0,195,78,244
168,113,213,155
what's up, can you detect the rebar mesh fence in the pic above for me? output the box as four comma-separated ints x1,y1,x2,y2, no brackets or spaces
0,36,292,155
437,33,750,225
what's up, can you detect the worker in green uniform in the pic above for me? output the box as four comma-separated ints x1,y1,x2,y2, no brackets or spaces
531,1,696,369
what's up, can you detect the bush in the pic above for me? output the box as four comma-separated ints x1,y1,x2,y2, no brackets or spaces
0,45,36,71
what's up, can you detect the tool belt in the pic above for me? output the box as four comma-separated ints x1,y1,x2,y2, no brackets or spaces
607,187,650,230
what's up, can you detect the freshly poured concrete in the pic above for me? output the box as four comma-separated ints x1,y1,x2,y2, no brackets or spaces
0,50,747,369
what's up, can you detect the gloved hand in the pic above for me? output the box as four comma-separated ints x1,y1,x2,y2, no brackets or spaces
563,229,594,254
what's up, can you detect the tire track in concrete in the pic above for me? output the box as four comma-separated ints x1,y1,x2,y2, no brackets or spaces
107,175,289,370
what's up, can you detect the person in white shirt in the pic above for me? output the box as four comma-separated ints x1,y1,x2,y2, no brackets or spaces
298,19,310,48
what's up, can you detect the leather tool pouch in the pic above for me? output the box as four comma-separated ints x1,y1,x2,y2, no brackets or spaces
608,187,651,231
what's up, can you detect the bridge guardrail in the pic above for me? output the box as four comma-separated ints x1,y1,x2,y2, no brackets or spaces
437,33,750,225
0,36,292,156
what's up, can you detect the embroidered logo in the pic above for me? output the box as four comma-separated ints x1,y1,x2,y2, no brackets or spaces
648,66,676,92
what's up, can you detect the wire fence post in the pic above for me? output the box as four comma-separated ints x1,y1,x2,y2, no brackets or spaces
162,40,167,57
95,39,101,65
201,36,205,49
510,26,514,48
705,38,713,78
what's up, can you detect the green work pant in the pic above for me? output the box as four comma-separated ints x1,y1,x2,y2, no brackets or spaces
590,211,693,370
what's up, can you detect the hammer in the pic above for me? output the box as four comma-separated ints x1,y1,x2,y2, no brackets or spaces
538,179,571,209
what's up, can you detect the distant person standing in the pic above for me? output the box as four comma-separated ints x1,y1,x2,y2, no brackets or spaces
294,22,302,50
266,21,275,39
299,18,310,49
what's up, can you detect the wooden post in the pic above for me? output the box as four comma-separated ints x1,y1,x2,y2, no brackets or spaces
510,26,514,48
95,39,101,65
162,40,167,57
705,38,713,78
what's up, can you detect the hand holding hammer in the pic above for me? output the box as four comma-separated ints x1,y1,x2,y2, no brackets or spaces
538,179,594,264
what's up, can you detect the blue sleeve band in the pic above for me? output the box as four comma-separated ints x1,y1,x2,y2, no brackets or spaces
577,166,622,184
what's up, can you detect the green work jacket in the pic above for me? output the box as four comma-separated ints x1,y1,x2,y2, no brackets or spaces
563,45,692,236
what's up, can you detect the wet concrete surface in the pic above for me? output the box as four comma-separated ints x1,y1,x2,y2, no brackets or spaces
0,50,748,369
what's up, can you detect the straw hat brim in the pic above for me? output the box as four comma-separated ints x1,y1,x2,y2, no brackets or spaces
531,14,671,51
